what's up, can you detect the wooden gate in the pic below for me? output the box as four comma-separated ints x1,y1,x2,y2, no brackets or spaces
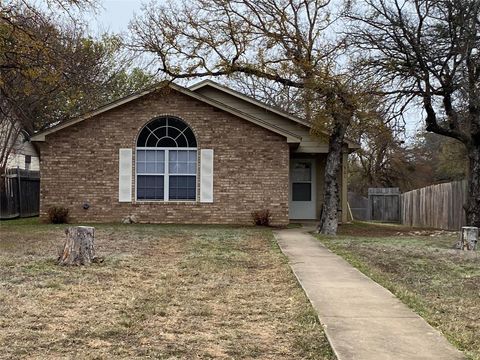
368,188,401,222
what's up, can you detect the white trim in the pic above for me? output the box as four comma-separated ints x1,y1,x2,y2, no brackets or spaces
137,173,194,176
164,150,169,200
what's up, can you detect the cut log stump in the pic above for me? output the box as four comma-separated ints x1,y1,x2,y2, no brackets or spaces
460,226,478,251
58,226,99,266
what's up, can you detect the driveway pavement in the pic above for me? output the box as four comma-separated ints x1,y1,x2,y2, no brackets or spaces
274,227,465,360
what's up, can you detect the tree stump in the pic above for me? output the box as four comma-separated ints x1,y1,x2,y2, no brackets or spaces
58,226,97,266
460,226,478,251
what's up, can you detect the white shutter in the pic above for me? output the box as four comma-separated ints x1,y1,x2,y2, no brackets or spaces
200,149,214,203
118,148,132,202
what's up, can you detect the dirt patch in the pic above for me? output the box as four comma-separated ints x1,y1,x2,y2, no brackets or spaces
0,221,333,359
338,221,458,238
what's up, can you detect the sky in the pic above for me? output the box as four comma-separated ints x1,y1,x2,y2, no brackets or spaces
86,0,144,34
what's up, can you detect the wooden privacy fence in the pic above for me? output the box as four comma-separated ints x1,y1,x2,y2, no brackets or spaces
401,180,467,230
0,169,40,219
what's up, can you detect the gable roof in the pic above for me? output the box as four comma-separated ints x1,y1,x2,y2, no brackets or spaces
189,80,313,128
190,80,359,149
31,79,359,150
31,81,302,143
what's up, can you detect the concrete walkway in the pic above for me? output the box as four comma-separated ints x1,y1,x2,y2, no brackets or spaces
274,227,464,360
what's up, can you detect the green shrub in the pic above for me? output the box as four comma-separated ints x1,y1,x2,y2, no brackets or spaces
251,209,271,226
47,206,69,224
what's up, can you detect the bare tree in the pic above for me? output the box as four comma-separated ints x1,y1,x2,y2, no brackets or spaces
228,74,307,115
0,1,155,176
131,0,365,235
349,0,480,227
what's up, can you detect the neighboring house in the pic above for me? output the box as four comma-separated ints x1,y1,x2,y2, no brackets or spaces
31,80,358,225
2,122,40,172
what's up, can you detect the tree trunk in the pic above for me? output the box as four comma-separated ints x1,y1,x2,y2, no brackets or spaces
466,142,480,227
459,226,478,250
58,226,97,266
317,119,349,235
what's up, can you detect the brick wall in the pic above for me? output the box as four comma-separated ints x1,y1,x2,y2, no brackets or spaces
39,88,290,225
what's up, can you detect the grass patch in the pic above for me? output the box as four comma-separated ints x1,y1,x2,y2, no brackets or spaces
318,222,479,360
0,219,333,359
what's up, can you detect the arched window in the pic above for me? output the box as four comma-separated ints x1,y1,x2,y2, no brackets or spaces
136,117,197,201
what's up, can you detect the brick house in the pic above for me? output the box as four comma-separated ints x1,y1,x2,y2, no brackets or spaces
31,80,357,225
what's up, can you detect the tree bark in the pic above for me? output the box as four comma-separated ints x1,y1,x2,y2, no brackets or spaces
317,119,349,235
58,226,97,266
459,226,478,251
466,142,480,227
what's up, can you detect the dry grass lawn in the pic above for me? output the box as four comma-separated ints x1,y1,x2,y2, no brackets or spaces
0,219,333,359
319,222,480,360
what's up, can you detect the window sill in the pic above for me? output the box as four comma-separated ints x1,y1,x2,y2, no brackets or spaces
133,200,198,204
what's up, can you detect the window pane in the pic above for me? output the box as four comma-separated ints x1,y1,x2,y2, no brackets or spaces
158,137,177,147
292,183,311,201
146,162,156,173
169,150,196,174
146,135,158,147
156,161,165,173
153,126,167,140
178,151,188,161
137,150,146,162
169,175,196,200
168,117,188,132
179,162,189,173
137,175,164,200
292,162,312,182
188,163,196,174
145,188,156,199
146,151,156,161
176,136,188,147
145,176,156,187
168,127,181,140
137,162,146,173
183,127,197,147
137,117,196,148
156,151,165,162
137,150,164,174
157,151,165,173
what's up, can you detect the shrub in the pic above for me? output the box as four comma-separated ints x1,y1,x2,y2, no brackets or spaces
251,209,272,226
47,206,70,224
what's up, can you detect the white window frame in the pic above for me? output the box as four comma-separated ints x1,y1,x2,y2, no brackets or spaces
135,147,198,202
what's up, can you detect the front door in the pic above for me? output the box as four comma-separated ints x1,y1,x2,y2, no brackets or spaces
289,159,316,219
